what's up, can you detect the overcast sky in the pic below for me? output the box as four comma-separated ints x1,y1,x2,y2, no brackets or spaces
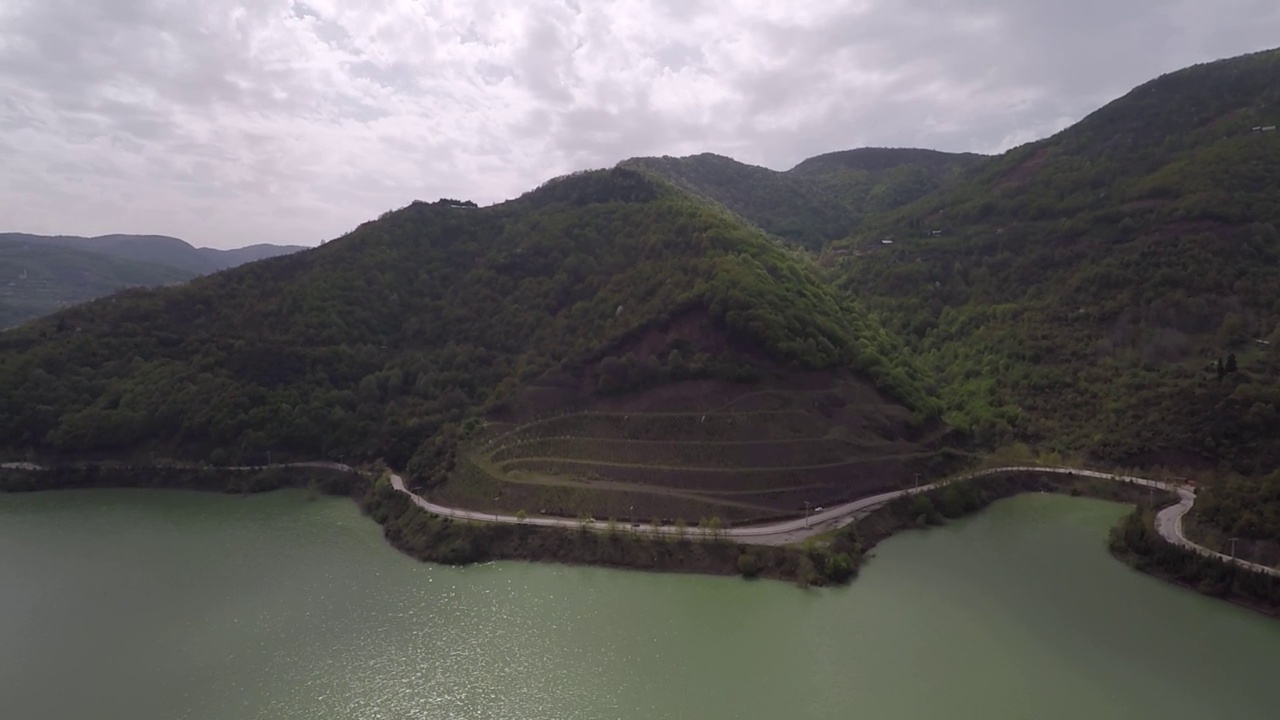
1,1,1277,249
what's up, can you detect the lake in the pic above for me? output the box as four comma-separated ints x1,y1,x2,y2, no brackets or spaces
1,490,1276,719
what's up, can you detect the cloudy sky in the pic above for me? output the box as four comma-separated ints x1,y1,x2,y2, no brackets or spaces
1,1,1277,249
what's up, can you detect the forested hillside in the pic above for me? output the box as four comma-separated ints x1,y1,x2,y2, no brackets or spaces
0,240,191,328
0,233,305,327
1,233,306,275
620,148,985,249
0,169,938,501
834,48,1280,477
6,46,1280,547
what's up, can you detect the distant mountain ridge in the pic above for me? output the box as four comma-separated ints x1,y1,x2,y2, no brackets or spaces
0,233,306,327
619,147,987,248
0,233,306,276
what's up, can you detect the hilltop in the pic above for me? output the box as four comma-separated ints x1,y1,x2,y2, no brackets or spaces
0,170,954,524
619,147,985,249
833,47,1280,464
0,233,306,327
825,47,1280,559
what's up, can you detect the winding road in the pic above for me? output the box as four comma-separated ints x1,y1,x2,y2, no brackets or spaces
388,465,1280,577
3,460,1275,577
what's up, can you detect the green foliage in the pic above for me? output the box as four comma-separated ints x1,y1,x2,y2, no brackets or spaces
0,168,934,492
0,240,194,328
0,234,306,328
620,149,986,249
1110,509,1280,609
1195,472,1280,543
835,47,1280,477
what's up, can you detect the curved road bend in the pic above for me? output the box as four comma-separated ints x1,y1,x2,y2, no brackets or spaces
3,460,1273,577
388,467,1280,578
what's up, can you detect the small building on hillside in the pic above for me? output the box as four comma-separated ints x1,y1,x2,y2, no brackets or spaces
1263,126,1277,132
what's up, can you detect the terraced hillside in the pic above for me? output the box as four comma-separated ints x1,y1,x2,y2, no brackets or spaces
0,170,946,507
430,377,966,525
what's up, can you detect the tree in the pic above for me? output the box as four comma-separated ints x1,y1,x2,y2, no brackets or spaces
737,552,760,578
1226,353,1238,374
824,552,855,583
1216,357,1226,381
708,516,723,542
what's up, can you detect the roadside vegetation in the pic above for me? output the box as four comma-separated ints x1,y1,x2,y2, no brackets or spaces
359,473,857,587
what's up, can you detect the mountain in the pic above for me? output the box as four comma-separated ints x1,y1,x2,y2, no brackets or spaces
0,169,954,525
0,233,307,327
829,48,1280,549
620,147,986,249
0,240,193,328
0,233,307,275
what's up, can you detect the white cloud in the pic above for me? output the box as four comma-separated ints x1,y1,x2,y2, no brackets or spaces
0,0,1276,248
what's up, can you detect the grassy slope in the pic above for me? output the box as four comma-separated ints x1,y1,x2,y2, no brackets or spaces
440,378,965,524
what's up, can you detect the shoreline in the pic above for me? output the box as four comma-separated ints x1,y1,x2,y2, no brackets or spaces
4,461,1279,607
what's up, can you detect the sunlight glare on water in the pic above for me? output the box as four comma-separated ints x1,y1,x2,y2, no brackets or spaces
0,489,1276,720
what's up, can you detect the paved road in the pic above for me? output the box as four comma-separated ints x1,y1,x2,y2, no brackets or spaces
5,459,1274,577
389,465,1280,578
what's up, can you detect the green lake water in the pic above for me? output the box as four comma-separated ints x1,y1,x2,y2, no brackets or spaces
1,490,1277,719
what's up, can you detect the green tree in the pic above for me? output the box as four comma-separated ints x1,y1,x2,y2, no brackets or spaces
708,516,724,542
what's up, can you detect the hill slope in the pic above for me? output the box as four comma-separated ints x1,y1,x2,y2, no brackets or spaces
1,233,307,275
0,240,193,328
0,169,949,521
620,148,986,249
0,233,307,327
833,47,1280,476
